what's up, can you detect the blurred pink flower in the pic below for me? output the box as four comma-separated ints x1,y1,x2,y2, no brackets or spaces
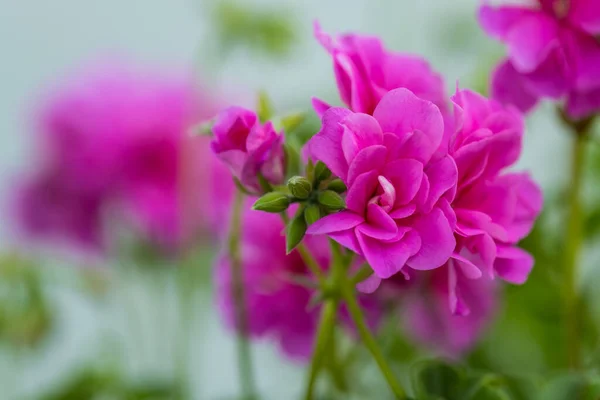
314,22,447,116
438,89,543,315
215,206,381,361
210,107,285,194
479,0,600,118
13,61,219,254
395,269,497,357
305,88,457,282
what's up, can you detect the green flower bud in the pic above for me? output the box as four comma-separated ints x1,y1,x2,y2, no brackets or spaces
318,190,346,211
286,213,307,253
252,192,290,213
288,176,312,199
313,161,332,184
304,204,321,225
327,178,347,193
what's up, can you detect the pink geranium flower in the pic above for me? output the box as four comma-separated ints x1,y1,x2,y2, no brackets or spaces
12,61,217,254
439,89,543,315
210,107,285,194
313,22,447,116
215,206,381,361
479,0,600,118
305,88,457,281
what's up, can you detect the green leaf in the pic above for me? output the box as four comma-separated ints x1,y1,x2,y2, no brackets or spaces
304,204,321,225
411,359,464,400
281,112,306,133
286,212,307,253
536,374,587,400
257,90,274,123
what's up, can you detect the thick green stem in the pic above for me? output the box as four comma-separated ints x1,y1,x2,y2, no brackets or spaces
229,190,257,399
341,282,406,399
564,130,587,370
304,299,338,400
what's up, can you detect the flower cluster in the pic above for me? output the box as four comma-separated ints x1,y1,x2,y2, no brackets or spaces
479,0,600,119
209,22,544,361
12,61,218,254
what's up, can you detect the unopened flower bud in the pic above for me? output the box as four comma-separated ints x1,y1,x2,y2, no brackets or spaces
313,161,332,184
288,176,312,200
252,192,290,213
327,178,347,193
318,190,345,211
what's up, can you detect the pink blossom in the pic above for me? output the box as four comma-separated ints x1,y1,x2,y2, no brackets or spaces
396,269,497,357
12,61,217,253
479,0,600,118
313,22,447,117
210,107,285,194
215,206,381,361
305,88,458,282
439,89,543,315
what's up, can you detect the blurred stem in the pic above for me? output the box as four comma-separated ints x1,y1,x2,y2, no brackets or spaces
304,299,338,400
564,128,587,370
229,189,257,399
350,264,373,286
341,278,406,399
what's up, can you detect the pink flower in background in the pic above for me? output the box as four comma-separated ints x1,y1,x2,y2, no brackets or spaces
479,0,600,118
215,206,381,361
398,269,497,357
13,61,218,253
306,88,457,284
314,22,447,116
210,107,285,194
439,89,542,315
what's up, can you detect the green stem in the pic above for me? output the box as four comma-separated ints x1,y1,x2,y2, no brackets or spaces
229,189,257,399
304,299,338,400
564,130,587,370
351,264,374,286
341,282,406,399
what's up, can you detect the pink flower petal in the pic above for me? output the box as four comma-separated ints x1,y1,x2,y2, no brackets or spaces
356,228,421,279
389,204,417,220
346,170,379,214
506,14,559,73
340,113,384,164
346,145,388,186
478,5,538,41
494,246,533,284
311,97,333,118
423,155,457,212
373,88,444,153
382,158,424,206
356,274,382,293
407,207,455,271
306,211,364,235
356,203,398,240
491,59,540,113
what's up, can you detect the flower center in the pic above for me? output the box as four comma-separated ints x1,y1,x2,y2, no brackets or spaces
368,175,396,212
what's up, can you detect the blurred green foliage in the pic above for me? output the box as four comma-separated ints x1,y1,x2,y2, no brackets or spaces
212,0,297,59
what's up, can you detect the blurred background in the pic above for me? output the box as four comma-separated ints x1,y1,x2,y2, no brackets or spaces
0,0,596,399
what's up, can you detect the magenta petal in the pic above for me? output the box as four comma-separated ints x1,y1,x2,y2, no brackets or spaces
389,204,417,220
306,211,364,235
407,207,455,271
373,88,444,151
494,246,533,284
340,113,384,163
356,274,382,293
396,129,437,164
346,170,379,214
506,14,559,73
305,107,353,181
356,229,421,279
346,145,388,186
311,97,333,118
382,158,424,206
491,59,540,113
566,88,600,120
424,155,457,212
329,229,361,253
452,253,482,280
569,0,600,35
478,5,537,41
356,203,398,240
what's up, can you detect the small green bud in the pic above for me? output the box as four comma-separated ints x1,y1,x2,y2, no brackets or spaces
327,178,347,193
286,213,307,253
281,112,306,133
313,161,332,184
304,204,321,225
318,190,345,211
288,176,312,199
257,91,274,123
252,192,290,213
